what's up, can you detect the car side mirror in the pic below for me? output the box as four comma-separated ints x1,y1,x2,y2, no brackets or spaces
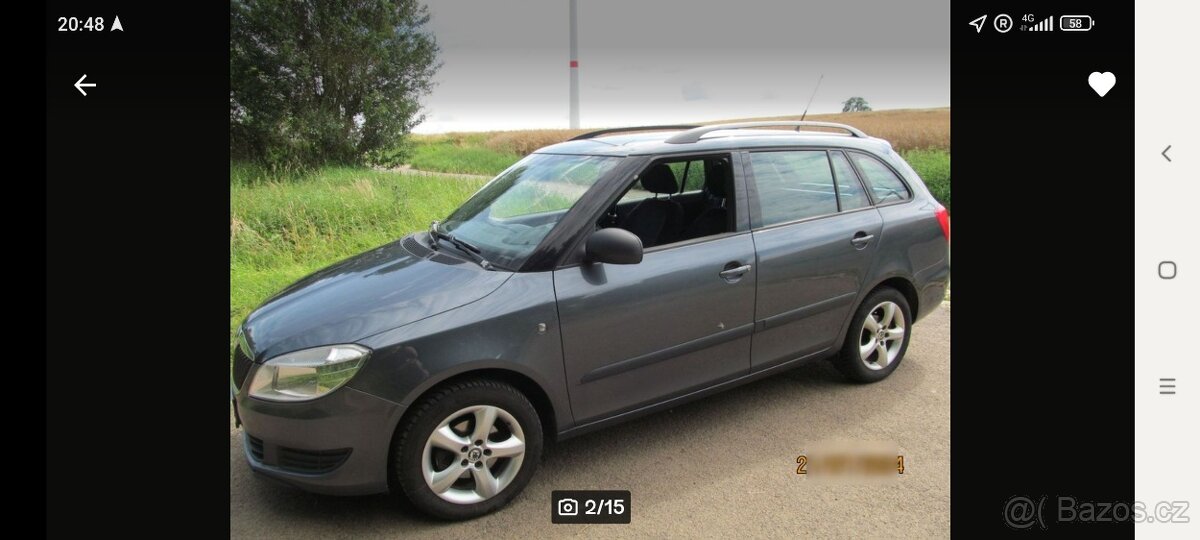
585,228,643,265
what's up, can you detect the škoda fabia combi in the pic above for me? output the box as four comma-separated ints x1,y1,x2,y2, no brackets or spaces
231,122,950,519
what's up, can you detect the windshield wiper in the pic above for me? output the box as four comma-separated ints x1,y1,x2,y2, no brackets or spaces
428,221,493,270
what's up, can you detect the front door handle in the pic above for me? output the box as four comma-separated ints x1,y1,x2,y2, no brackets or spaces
719,264,752,279
851,232,875,249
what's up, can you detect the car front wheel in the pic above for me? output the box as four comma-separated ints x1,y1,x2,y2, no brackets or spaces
392,379,542,520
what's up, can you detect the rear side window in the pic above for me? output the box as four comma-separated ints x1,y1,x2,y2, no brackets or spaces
748,151,838,226
849,152,911,204
829,151,870,211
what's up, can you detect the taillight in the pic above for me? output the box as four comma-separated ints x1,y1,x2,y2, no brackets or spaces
934,204,950,241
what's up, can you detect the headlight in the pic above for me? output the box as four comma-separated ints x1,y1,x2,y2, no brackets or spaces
248,344,370,402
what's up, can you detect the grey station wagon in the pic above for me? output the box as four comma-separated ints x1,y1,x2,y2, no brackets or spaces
231,121,951,519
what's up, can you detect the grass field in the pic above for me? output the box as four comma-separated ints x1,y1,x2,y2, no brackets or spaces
232,108,950,339
900,149,950,210
408,132,523,175
230,164,485,338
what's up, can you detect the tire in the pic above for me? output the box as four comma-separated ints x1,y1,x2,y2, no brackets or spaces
834,287,913,383
392,379,543,520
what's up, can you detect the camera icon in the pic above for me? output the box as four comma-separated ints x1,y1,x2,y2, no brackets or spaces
557,498,579,516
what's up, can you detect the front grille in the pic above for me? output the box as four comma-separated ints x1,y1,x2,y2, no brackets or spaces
247,435,264,461
278,447,352,474
232,344,253,389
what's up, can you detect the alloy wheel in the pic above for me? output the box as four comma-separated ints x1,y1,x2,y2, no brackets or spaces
421,405,526,504
858,300,906,370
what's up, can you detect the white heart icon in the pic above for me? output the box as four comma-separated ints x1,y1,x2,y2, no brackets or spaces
1088,72,1116,97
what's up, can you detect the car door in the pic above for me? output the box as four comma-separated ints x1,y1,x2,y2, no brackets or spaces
553,155,756,424
743,149,884,370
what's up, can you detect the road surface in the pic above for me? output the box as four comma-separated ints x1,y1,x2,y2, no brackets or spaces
231,303,950,538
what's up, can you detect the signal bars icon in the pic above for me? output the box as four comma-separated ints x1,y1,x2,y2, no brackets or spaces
1028,16,1054,31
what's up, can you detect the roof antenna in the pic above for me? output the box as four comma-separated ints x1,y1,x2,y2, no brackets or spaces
799,74,824,124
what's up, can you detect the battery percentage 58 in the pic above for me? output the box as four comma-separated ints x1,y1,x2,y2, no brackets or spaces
1059,15,1094,31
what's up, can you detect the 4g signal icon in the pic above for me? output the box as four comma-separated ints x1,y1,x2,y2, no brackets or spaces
1026,16,1054,31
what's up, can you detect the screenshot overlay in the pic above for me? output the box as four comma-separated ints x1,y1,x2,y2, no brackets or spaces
1136,1,1199,537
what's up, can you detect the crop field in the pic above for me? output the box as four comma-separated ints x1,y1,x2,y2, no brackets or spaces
409,107,949,171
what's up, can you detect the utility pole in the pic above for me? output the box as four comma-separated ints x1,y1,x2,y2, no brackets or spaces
569,0,580,128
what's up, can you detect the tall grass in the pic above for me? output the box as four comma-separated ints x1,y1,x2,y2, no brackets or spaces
902,150,950,211
409,134,522,175
230,167,485,336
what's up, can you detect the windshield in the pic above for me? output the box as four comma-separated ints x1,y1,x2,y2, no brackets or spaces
442,153,621,270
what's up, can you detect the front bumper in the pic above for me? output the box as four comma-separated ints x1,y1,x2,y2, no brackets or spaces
233,381,404,496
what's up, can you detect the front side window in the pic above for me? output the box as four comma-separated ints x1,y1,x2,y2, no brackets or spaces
748,150,838,226
600,155,735,249
849,152,911,204
443,153,621,269
670,160,706,193
615,159,706,206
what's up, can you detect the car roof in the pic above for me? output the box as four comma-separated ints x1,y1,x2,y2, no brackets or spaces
534,128,896,157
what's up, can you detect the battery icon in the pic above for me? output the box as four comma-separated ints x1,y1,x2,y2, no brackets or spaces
1059,15,1094,31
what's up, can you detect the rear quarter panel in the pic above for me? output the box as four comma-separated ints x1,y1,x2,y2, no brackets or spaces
868,149,949,321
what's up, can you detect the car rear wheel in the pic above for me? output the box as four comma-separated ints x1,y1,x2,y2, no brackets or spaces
834,287,912,383
392,379,542,520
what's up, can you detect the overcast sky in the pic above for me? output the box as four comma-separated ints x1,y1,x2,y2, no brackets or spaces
414,0,949,133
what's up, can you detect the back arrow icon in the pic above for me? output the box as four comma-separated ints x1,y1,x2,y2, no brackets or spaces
1162,145,1172,162
74,74,97,96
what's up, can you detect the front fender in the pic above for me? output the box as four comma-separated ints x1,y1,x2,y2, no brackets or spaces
347,272,572,433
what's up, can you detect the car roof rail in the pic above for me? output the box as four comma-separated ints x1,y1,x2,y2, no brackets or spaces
663,121,868,144
568,125,703,141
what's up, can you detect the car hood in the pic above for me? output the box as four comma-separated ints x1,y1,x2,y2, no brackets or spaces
241,235,511,361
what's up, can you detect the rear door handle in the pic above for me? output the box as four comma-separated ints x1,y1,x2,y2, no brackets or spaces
851,232,875,248
719,264,752,279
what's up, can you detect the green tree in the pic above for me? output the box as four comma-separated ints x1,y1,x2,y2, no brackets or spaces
842,97,872,112
231,0,440,168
